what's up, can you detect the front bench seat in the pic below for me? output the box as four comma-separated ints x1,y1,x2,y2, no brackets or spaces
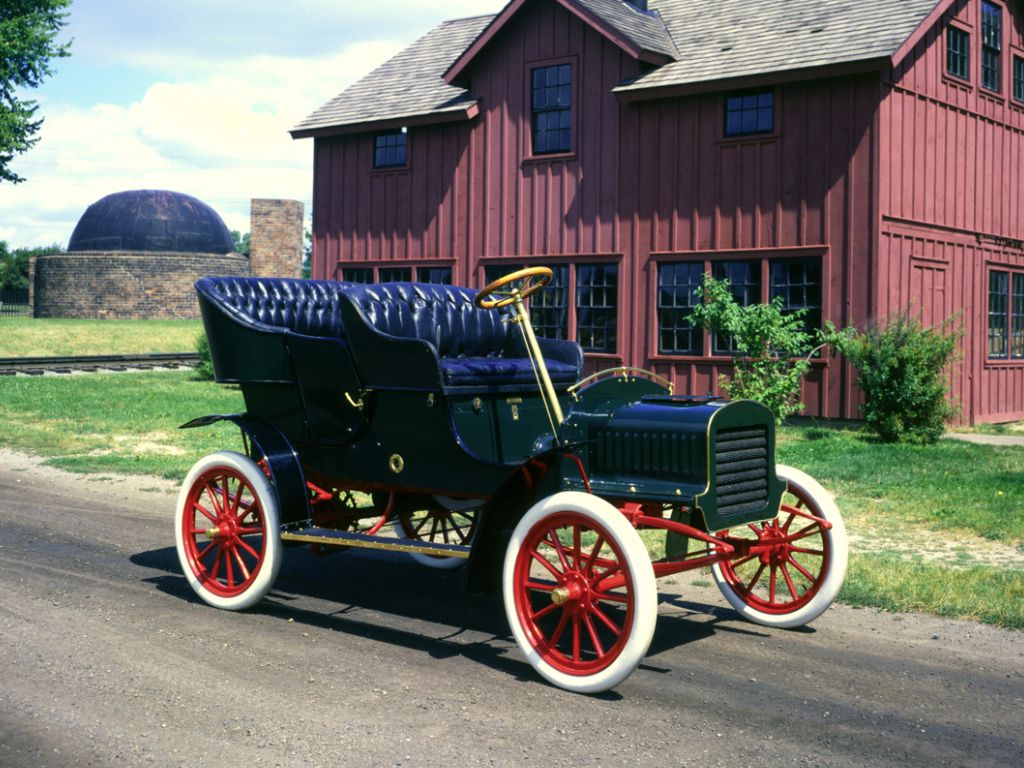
338,282,583,393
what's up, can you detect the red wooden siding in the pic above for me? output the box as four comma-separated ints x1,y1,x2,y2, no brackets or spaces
880,0,1024,422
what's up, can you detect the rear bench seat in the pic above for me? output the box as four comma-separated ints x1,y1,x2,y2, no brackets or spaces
196,277,583,394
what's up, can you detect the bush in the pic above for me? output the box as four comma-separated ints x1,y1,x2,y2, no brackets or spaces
195,332,214,381
688,275,818,423
835,314,961,444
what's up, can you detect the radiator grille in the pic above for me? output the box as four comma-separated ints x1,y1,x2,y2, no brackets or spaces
593,429,700,479
714,426,770,518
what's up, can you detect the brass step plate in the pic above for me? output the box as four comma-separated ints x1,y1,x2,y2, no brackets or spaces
280,527,470,559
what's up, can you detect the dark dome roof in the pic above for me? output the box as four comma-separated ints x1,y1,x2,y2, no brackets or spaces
68,190,235,255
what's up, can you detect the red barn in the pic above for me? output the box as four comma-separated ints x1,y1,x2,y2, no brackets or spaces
292,0,1024,424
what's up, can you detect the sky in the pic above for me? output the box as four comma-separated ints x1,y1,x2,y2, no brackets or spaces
0,0,507,249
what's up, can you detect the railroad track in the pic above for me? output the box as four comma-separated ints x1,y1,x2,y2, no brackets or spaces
0,352,200,376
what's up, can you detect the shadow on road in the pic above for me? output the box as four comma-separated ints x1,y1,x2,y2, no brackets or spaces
131,543,776,690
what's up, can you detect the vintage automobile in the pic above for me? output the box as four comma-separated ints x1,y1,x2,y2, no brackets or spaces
175,268,847,693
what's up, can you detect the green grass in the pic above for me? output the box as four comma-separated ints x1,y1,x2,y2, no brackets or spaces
0,370,243,479
842,554,1024,629
0,318,202,357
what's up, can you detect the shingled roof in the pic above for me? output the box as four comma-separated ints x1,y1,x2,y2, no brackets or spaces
617,0,942,94
290,15,493,138
292,0,946,137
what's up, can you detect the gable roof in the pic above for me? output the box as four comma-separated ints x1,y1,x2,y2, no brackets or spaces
445,0,679,84
293,0,949,138
615,0,943,95
290,15,493,139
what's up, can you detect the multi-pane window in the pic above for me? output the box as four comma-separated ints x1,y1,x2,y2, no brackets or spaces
712,261,761,354
342,267,374,283
947,26,970,81
378,266,412,282
981,1,1002,93
770,258,822,335
374,129,407,169
483,264,569,340
655,256,823,358
576,264,618,353
531,64,572,155
989,270,1024,359
657,263,704,355
1014,56,1024,102
724,90,774,137
418,266,452,285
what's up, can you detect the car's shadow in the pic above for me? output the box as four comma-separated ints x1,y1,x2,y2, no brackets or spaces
131,544,781,691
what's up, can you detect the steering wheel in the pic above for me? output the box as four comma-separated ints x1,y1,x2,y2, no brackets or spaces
474,266,553,309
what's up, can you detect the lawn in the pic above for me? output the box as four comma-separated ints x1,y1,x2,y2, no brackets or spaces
0,370,1021,628
0,317,202,357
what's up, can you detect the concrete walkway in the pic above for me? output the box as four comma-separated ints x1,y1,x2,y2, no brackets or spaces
943,432,1024,447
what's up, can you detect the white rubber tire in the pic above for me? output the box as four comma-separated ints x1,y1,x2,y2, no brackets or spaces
502,492,658,693
174,451,282,611
405,496,479,570
711,465,847,628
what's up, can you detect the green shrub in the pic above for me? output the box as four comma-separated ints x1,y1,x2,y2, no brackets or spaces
688,275,818,423
195,332,214,381
835,314,961,444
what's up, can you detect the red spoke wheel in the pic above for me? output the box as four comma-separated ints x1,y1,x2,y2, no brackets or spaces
503,492,657,693
398,496,479,570
711,465,847,628
175,451,282,610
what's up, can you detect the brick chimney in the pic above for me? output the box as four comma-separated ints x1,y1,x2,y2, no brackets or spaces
248,199,304,278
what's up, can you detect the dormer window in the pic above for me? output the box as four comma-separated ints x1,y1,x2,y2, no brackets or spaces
724,90,775,137
374,128,407,169
531,63,572,155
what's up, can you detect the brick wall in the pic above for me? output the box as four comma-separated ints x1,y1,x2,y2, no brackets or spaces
249,199,303,278
32,252,251,319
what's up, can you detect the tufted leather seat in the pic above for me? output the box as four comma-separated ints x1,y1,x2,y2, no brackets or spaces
197,277,583,391
196,276,349,339
341,282,582,389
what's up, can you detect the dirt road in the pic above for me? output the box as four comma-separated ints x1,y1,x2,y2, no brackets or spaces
0,450,1021,767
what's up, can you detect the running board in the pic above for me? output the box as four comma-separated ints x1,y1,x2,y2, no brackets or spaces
280,527,470,559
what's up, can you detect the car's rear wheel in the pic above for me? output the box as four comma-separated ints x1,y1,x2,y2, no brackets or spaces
711,465,847,628
175,451,281,610
503,492,657,693
399,496,479,569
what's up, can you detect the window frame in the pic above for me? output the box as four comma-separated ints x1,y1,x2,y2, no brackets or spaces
372,128,408,170
526,57,577,160
479,257,622,356
338,262,454,284
649,249,827,362
988,266,1024,362
1013,54,1024,103
946,24,971,82
980,0,1003,94
723,89,776,139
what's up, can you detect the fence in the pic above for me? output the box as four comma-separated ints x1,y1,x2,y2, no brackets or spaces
0,288,30,317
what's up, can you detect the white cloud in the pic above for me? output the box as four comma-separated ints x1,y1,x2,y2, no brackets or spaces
0,41,404,247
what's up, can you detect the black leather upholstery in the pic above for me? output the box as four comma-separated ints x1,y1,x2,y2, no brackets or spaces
196,276,349,338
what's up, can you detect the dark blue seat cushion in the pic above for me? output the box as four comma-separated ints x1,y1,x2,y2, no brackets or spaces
440,356,580,387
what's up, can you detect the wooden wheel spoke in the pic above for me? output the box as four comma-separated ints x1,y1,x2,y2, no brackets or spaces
524,579,556,593
584,536,605,575
204,485,224,516
790,546,824,556
769,565,778,604
236,538,260,560
590,603,623,636
781,563,800,601
787,557,817,583
583,614,605,658
788,522,823,542
590,588,629,605
531,601,560,622
224,548,236,588
745,562,767,592
529,549,563,579
192,501,217,524
572,618,581,662
231,547,251,581
549,611,570,647
547,532,571,571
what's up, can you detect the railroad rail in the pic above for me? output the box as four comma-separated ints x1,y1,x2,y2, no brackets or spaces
0,353,200,376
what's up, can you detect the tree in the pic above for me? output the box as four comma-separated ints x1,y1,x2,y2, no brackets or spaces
0,0,72,184
0,241,62,290
230,230,250,255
